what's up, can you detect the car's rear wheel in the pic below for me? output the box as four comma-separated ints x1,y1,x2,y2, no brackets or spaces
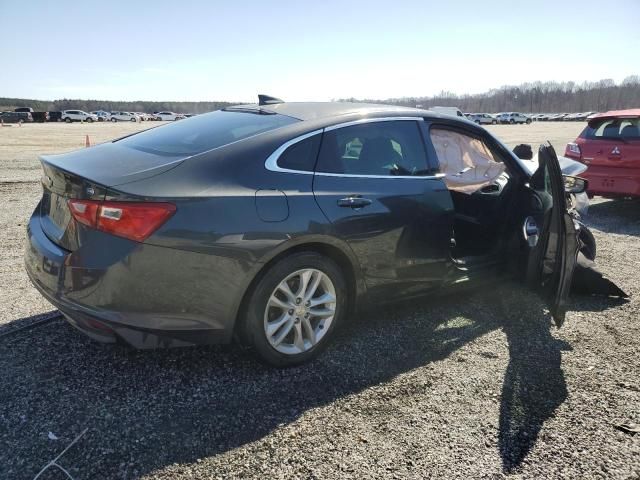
64,117,71,123
130,117,136,122
111,117,117,122
241,252,347,367
87,117,94,123
509,119,515,124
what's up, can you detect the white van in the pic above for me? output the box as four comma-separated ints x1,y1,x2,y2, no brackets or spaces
429,106,464,118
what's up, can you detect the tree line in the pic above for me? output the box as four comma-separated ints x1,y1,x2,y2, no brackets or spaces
345,76,640,113
0,98,234,114
2,76,639,114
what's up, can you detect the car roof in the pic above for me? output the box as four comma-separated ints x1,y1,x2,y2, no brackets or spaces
589,108,640,120
228,101,430,121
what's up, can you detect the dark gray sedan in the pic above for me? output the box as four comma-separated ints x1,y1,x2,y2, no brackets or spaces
25,98,582,366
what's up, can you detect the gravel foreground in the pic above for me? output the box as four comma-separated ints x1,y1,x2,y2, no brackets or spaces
0,197,638,479
0,122,638,478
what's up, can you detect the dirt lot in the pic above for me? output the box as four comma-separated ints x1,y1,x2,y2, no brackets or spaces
0,121,638,479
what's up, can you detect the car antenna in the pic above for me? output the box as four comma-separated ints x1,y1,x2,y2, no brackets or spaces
258,94,284,106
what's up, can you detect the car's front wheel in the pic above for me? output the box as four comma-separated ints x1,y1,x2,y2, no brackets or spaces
492,120,497,124
241,252,347,367
130,117,136,122
87,117,94,123
526,118,532,124
110,117,117,122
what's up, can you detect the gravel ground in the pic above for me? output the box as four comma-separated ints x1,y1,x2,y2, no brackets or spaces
0,123,638,479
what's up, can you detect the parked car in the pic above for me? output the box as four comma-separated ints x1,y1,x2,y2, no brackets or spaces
467,113,497,125
0,111,33,123
31,112,50,123
61,110,98,123
133,112,149,121
90,111,111,122
47,111,63,122
110,111,139,122
497,112,532,124
564,108,640,198
14,107,34,113
550,113,569,121
428,106,464,117
26,99,606,366
156,111,186,121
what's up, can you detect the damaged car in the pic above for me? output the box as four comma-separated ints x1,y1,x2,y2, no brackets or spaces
25,98,625,366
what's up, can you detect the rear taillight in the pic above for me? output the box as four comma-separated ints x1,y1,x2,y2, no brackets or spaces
68,200,176,242
565,142,582,160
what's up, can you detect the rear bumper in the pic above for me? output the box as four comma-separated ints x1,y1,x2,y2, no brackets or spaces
24,211,241,348
582,168,640,198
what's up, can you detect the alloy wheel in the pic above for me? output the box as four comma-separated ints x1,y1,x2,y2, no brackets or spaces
264,268,336,355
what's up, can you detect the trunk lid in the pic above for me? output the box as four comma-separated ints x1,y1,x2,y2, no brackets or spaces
38,142,186,251
581,117,640,169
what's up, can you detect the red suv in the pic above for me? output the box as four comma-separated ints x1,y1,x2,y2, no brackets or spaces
564,109,640,198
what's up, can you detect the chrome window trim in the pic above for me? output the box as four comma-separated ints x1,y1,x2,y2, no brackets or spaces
323,116,424,131
315,172,445,179
264,129,323,175
264,116,446,179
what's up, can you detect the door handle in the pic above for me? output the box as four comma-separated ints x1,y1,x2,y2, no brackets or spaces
337,196,372,208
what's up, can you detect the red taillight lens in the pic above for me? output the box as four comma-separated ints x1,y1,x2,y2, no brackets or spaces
68,200,176,242
565,142,582,159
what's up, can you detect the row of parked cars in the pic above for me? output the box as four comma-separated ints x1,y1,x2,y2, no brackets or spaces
0,107,190,124
465,112,532,124
464,111,599,125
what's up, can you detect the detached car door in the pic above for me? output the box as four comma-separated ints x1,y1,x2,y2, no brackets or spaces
523,143,579,326
312,118,453,297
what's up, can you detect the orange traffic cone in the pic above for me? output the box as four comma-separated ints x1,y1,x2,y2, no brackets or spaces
85,135,91,148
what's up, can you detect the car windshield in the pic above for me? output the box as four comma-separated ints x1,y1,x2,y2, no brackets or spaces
116,110,298,156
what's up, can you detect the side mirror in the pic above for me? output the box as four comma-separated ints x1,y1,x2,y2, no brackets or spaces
513,144,533,160
564,175,588,194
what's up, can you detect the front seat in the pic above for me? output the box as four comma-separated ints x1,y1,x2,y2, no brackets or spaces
358,137,402,175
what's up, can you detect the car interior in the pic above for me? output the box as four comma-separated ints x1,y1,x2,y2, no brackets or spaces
429,127,518,263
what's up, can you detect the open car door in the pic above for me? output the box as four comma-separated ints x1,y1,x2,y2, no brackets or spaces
523,143,580,327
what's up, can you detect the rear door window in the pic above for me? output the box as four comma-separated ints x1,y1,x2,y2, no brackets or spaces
117,110,298,156
316,120,430,176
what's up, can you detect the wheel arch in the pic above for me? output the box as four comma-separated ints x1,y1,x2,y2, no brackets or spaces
232,238,365,339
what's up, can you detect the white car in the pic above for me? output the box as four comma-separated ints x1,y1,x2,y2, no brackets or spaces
497,112,532,124
467,113,497,125
110,111,139,122
428,106,464,118
90,110,111,122
156,111,186,121
61,110,99,123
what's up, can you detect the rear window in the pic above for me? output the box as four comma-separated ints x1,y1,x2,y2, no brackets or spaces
117,110,298,156
584,118,640,139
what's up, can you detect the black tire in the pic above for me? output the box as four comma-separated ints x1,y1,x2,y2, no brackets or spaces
579,225,596,261
130,117,136,122
509,118,515,124
111,117,117,122
475,120,481,124
87,117,94,123
492,120,497,125
240,252,347,367
64,117,71,123
526,118,532,124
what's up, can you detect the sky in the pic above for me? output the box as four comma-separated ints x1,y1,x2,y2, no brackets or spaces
1,0,639,102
